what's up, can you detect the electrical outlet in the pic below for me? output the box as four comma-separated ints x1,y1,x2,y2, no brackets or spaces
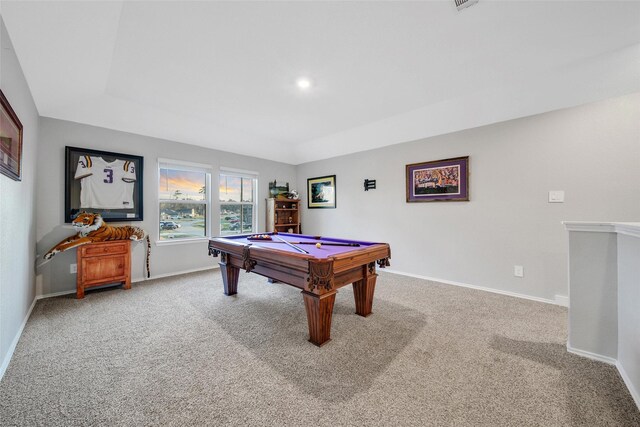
70,263,77,274
548,190,565,203
514,265,524,278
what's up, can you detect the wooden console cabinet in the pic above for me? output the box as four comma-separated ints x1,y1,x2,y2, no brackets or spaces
76,240,131,299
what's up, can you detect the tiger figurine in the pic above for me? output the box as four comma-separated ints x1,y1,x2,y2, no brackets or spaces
44,212,151,278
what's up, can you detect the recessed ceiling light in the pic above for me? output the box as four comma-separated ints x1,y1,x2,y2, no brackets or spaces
296,78,312,90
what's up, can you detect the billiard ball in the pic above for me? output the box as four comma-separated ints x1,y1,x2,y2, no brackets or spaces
315,242,321,248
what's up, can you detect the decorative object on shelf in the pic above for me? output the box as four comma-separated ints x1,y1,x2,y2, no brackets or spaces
43,212,151,278
364,179,376,191
266,198,301,233
0,90,23,181
65,146,144,223
307,175,336,209
268,179,290,198
406,156,469,203
287,189,299,199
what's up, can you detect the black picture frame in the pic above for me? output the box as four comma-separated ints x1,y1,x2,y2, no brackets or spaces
307,175,336,209
65,146,144,223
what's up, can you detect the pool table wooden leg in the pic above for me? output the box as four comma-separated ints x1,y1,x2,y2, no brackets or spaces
220,259,239,296
302,290,337,347
353,274,377,317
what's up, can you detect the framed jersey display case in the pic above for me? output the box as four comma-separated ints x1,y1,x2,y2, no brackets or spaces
65,146,144,223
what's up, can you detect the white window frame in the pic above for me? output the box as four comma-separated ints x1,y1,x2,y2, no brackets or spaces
219,167,258,236
157,158,212,245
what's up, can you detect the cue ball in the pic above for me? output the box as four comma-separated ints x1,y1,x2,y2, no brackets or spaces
315,243,321,248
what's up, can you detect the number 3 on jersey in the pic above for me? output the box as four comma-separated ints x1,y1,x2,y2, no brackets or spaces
103,169,114,184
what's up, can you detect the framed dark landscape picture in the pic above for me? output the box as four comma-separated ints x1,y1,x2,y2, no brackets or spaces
268,179,290,198
0,90,23,181
307,175,336,208
65,146,144,223
406,156,469,202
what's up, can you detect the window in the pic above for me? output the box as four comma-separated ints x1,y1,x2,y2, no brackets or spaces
219,171,257,236
158,160,211,241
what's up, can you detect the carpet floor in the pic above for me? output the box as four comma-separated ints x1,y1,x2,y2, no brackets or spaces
1,270,638,426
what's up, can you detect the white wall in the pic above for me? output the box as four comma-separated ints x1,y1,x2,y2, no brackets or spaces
618,233,640,407
296,93,640,302
36,118,296,295
0,17,40,374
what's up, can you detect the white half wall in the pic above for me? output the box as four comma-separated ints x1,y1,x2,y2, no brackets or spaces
36,118,296,295
567,230,618,358
0,17,40,376
564,222,640,409
618,233,640,407
296,93,640,301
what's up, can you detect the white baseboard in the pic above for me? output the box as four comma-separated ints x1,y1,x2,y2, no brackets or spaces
0,297,37,381
566,345,617,365
35,266,219,300
554,295,569,307
617,361,640,410
567,345,639,410
383,269,563,306
132,265,217,283
37,289,76,299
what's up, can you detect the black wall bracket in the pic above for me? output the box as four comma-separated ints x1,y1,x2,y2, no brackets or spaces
364,179,376,191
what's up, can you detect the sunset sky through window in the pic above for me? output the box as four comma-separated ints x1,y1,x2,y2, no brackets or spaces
159,169,206,200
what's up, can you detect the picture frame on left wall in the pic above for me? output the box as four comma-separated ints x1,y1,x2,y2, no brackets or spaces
0,90,23,181
65,146,144,223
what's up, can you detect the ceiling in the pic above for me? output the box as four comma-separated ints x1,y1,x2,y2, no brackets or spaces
1,1,639,164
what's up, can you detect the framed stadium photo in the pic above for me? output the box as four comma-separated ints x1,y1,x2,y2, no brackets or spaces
307,175,336,209
0,90,23,181
406,156,469,203
65,146,144,223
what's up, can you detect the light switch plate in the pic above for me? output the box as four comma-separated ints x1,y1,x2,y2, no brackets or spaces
70,263,77,274
548,190,565,203
514,265,524,278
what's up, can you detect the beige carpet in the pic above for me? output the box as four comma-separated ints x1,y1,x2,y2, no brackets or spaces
1,270,638,426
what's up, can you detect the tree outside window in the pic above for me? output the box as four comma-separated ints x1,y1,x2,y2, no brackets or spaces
219,173,256,236
159,164,210,240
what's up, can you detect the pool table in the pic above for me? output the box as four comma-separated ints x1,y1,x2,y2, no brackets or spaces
208,232,391,346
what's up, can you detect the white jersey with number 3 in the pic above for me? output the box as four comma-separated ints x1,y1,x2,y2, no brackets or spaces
75,156,136,209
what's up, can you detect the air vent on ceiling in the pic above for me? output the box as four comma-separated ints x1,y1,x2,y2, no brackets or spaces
455,0,479,12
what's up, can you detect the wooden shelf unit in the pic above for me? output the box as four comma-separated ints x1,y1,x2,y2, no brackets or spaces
76,240,131,299
266,198,301,233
